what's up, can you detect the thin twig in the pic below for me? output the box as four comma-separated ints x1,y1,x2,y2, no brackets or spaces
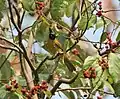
36,56,49,72
0,44,20,53
57,87,91,92
20,10,26,25
98,89,115,96
103,9,120,13
0,51,13,69
22,26,32,33
47,57,60,83
66,40,78,52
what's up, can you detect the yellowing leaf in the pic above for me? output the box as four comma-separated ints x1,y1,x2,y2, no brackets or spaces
108,53,120,83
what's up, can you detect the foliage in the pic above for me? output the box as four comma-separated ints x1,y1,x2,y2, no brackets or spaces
0,0,120,99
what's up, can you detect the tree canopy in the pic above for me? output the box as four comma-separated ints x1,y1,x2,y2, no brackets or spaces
0,0,120,99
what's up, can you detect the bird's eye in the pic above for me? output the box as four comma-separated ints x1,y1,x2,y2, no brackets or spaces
49,33,56,40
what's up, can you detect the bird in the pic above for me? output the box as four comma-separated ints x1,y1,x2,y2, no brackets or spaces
43,28,76,72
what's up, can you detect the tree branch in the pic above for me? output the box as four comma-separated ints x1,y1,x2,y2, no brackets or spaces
51,72,79,95
7,0,21,33
0,44,20,53
0,36,23,53
12,4,21,29
99,40,120,56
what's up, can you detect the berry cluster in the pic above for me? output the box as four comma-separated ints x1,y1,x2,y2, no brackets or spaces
6,80,48,99
97,96,102,99
96,1,102,17
98,1,102,10
21,80,48,99
35,1,45,15
72,48,79,55
98,58,109,70
105,32,117,52
83,67,96,79
5,80,19,92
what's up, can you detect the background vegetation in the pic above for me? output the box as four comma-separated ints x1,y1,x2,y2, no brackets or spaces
0,0,120,99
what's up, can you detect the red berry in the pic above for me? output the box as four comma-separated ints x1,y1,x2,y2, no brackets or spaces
98,2,102,6
106,32,110,35
91,73,96,78
97,96,102,99
83,70,91,78
35,1,44,6
112,42,117,46
26,94,32,99
41,85,48,91
33,86,38,91
11,80,16,85
96,11,102,17
112,49,116,53
31,88,36,95
14,83,19,89
107,40,112,45
21,88,27,94
90,67,95,71
5,85,12,91
72,48,79,55
36,85,42,90
41,80,47,85
26,91,32,99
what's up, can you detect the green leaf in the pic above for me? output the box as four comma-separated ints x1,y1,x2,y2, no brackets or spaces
100,32,107,43
104,81,115,93
96,18,110,30
72,60,81,66
65,2,75,17
4,92,23,99
22,0,35,13
78,15,87,31
38,74,49,82
62,91,75,99
0,0,6,11
0,55,14,82
35,22,49,42
113,80,120,97
108,53,120,83
70,73,85,87
50,0,65,20
92,68,106,91
44,90,52,98
0,12,3,22
96,19,104,29
116,32,120,41
50,0,75,20
64,56,76,72
78,15,96,31
0,0,5,22
0,85,7,99
17,76,26,87
69,91,75,99
83,55,98,70
88,15,97,27
58,20,70,29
